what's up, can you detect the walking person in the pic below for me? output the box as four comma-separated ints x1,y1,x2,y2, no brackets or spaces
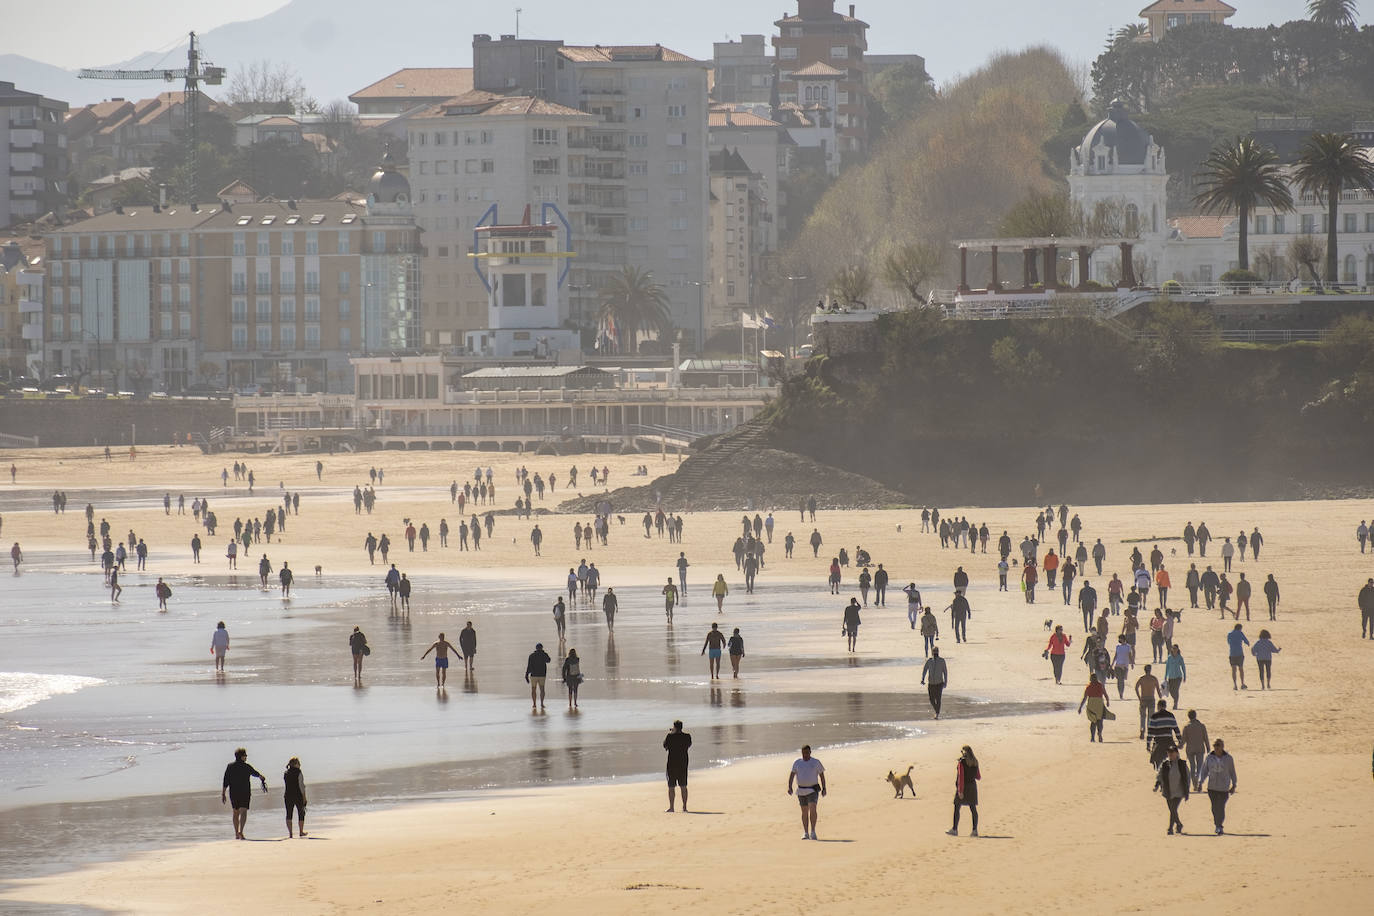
948,592,971,643
921,647,948,719
1198,739,1238,835
1227,624,1250,690
211,621,230,672
1044,625,1071,684
1181,711,1210,791
525,642,551,710
920,606,939,657
221,747,268,840
787,745,827,840
1251,629,1281,689
1164,644,1187,708
349,626,369,682
1078,673,1112,742
712,573,729,614
458,621,477,672
1263,574,1279,620
552,596,567,640
562,648,582,709
602,588,618,633
702,623,727,679
283,757,307,838
728,627,745,678
946,745,980,836
663,578,679,623
1361,578,1374,639
664,720,692,813
1154,745,1190,835
420,632,462,688
843,598,862,652
155,577,172,611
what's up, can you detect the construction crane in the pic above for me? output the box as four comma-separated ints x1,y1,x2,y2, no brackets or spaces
79,32,226,204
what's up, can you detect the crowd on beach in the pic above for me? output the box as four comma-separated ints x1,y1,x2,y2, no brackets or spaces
10,452,1374,846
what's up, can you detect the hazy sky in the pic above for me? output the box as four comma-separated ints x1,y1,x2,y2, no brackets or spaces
2,0,1361,80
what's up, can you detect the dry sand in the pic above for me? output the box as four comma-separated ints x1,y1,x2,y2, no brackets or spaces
2,445,1374,914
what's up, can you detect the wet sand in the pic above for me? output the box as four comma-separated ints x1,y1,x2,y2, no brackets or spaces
2,446,1374,913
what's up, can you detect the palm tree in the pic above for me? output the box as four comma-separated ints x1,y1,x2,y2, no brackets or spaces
1291,131,1374,282
1193,137,1293,271
1306,0,1358,28
597,266,672,354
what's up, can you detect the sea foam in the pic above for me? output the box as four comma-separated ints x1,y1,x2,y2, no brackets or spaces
0,672,105,715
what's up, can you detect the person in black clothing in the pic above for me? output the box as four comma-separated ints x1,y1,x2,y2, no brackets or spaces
873,564,889,606
664,720,693,812
283,757,307,837
526,642,552,710
221,747,268,839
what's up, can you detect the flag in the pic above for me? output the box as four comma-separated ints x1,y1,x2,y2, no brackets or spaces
761,313,777,330
741,313,763,329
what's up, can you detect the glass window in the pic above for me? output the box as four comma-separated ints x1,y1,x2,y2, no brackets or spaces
533,128,559,145
256,325,271,349
232,232,246,256
280,325,296,349
257,233,270,256
667,104,687,119
337,232,350,254
306,231,319,255
779,46,798,60
305,297,321,321
338,270,351,293
232,326,248,351
281,234,294,256
232,299,247,322
339,298,351,319
629,161,648,176
831,46,849,59
305,325,321,349
339,326,351,347
256,298,271,322
281,297,296,321
668,160,688,175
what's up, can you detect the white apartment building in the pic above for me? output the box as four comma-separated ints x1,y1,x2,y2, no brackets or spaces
473,37,711,348
406,92,592,348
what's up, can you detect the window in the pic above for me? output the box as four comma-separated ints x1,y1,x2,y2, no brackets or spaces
257,233,270,256
256,270,271,293
256,298,271,322
830,46,849,59
281,235,294,256
627,133,648,147
281,269,296,292
161,286,173,306
435,160,450,175
1254,215,1267,234
465,159,480,173
179,285,190,306
305,297,321,321
628,217,649,231
232,233,246,256
532,158,559,175
1368,253,1374,281
629,161,648,176
1273,214,1285,234
667,104,687,119
628,188,648,203
533,128,559,145
232,299,247,322
278,297,295,321
339,298,351,319
669,189,687,203
179,311,191,333
232,326,248,351
1367,213,1374,233
306,231,318,255
1343,254,1357,281
1167,13,1186,28
418,161,429,175
306,271,320,293
256,326,271,350
339,326,351,347
481,159,494,173
232,271,247,294
667,132,687,146
338,270,351,293
1301,214,1316,234
670,216,689,230
668,76,687,90
480,130,494,144
372,231,385,252
464,131,475,145
434,131,445,146
280,325,296,349
780,46,798,60
668,245,688,259
668,160,688,175
1344,212,1357,233
1197,264,1212,282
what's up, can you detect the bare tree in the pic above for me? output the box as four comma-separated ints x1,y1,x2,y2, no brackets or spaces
1288,234,1325,284
880,242,941,303
226,60,311,116
829,263,873,307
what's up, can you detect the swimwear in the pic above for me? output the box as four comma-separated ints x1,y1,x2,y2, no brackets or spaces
708,648,722,660
436,657,449,669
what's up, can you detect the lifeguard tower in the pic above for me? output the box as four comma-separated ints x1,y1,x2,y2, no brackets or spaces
466,204,581,358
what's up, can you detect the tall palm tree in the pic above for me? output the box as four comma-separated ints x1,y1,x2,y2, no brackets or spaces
1306,0,1359,28
1193,137,1293,271
1292,131,1374,282
597,265,672,353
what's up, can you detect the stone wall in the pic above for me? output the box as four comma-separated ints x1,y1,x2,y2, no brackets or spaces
811,311,881,355
0,398,233,447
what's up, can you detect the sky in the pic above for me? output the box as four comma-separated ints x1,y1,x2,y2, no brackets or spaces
1,0,1363,84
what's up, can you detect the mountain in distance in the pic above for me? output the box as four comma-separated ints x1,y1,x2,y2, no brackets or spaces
0,54,104,106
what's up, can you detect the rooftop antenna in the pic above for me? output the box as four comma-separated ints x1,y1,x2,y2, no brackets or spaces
515,7,522,38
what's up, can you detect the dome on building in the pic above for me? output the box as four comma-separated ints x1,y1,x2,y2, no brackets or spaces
1078,99,1153,166
369,150,410,206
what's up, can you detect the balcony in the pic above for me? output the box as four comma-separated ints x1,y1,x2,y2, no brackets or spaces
18,299,43,314
579,86,624,97
21,324,43,340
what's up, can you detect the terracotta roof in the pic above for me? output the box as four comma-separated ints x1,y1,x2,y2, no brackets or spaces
558,44,696,63
350,68,473,100
791,62,845,78
775,10,868,26
415,91,591,120
257,116,300,127
1140,0,1235,14
1169,215,1235,239
708,110,783,128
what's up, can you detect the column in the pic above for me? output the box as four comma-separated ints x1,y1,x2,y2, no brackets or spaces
1043,245,1058,291
1119,242,1136,288
989,245,999,294
1078,245,1091,290
958,246,969,292
1023,248,1036,289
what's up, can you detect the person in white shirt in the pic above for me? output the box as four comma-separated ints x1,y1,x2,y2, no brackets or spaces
787,745,827,840
210,621,230,672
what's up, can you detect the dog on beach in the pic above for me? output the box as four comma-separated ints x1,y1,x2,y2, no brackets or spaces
617,515,625,525
1043,619,1054,631
886,766,916,798
314,565,322,577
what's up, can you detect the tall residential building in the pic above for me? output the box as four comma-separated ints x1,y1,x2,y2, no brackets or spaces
0,239,45,376
712,35,774,105
41,158,419,393
772,1,870,164
0,82,68,229
707,148,766,330
707,109,790,251
404,91,592,348
473,36,711,347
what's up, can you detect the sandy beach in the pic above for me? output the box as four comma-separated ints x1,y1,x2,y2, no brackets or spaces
2,445,1374,914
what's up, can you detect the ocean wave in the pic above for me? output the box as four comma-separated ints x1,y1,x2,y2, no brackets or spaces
0,672,105,715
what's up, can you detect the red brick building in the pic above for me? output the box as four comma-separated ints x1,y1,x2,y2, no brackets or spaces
772,1,870,163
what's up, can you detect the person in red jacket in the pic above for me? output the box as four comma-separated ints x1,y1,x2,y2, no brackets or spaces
1022,560,1038,604
1042,549,1060,589
1044,625,1072,684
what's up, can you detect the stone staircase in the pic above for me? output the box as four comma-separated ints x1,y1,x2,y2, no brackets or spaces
652,419,775,504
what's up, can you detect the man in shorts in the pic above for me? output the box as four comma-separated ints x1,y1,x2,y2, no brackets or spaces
421,632,463,687
663,578,679,622
788,744,827,840
221,747,268,839
525,642,551,710
702,623,727,679
663,720,692,812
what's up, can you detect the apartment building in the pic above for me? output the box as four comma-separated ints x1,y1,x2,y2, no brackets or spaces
404,91,592,347
349,68,474,120
772,1,870,163
707,148,766,330
707,109,789,252
712,35,774,106
473,36,712,346
41,157,420,393
0,82,68,229
0,239,45,376
65,92,217,182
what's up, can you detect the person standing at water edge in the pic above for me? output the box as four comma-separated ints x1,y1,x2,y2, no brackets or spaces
421,632,462,687
602,588,618,632
562,648,582,709
458,621,477,671
728,627,745,677
552,596,567,639
702,623,727,679
664,721,692,812
221,747,268,839
279,562,293,598
947,745,980,836
843,598,862,652
1198,738,1238,835
349,626,368,682
283,757,307,838
921,646,948,719
663,578,679,622
788,745,827,840
526,642,551,710
211,621,230,672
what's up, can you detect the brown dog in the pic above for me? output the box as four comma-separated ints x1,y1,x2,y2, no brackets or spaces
886,765,916,798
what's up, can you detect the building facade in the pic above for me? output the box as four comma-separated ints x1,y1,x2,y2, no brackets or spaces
0,239,45,376
65,92,215,183
772,1,870,164
711,35,774,106
1140,0,1236,42
0,82,68,229
707,148,766,329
